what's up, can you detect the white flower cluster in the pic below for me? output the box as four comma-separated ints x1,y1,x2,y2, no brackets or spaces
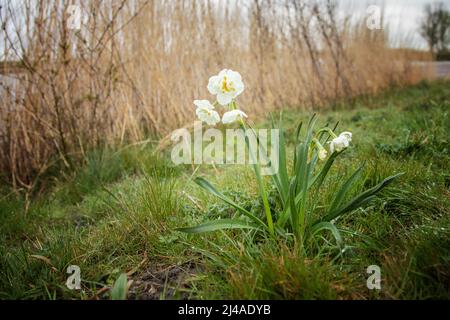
194,69,247,126
193,69,353,160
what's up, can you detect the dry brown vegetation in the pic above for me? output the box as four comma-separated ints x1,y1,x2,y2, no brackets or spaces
0,0,430,188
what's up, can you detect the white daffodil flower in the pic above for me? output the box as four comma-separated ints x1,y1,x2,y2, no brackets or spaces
194,100,220,126
222,109,248,124
329,131,352,153
207,69,245,106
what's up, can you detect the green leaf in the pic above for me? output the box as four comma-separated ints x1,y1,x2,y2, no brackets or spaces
270,113,289,206
194,177,267,229
288,179,298,235
278,116,320,229
329,164,364,213
308,222,343,247
110,273,128,300
316,172,403,223
295,120,304,144
295,141,310,237
308,151,341,190
293,121,303,169
176,219,259,234
244,130,274,237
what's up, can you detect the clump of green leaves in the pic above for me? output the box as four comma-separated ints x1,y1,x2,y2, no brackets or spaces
178,115,402,251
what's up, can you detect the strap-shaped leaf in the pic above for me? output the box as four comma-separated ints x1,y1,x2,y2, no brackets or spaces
176,219,259,234
194,177,267,229
110,273,128,300
296,115,317,233
329,164,364,213
288,179,299,235
242,128,275,236
308,150,342,190
293,121,303,169
308,221,343,247
315,172,403,224
269,113,289,205
295,121,304,144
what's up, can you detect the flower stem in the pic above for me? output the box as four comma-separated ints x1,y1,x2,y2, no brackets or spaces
316,127,338,138
240,121,275,238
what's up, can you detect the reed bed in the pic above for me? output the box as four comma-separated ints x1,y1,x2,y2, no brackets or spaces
0,0,430,187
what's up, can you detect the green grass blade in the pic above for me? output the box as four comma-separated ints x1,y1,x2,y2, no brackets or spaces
176,219,259,234
194,177,267,229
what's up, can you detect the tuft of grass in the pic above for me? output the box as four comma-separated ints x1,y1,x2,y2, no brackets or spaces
224,242,362,300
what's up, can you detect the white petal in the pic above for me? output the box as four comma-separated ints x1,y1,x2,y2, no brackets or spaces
218,69,228,78
343,139,349,147
195,108,205,118
196,107,220,126
237,110,248,118
329,136,347,153
334,137,347,151
234,81,245,96
196,108,207,120
194,100,214,110
207,110,221,125
228,70,244,96
221,112,235,124
217,93,233,106
207,76,220,94
228,70,242,83
340,131,352,142
222,109,247,124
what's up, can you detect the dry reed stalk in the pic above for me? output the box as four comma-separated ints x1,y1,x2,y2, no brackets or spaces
0,0,431,188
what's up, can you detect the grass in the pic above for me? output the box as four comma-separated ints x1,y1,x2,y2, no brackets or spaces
0,80,449,300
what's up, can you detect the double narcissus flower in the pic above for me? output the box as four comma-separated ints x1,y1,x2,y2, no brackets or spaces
194,100,221,126
329,131,352,153
207,69,245,106
194,69,247,125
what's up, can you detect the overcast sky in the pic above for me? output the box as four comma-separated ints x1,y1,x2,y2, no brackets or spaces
338,0,445,48
0,0,445,54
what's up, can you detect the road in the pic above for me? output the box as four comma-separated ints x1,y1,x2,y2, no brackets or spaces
412,61,450,79
433,61,450,78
